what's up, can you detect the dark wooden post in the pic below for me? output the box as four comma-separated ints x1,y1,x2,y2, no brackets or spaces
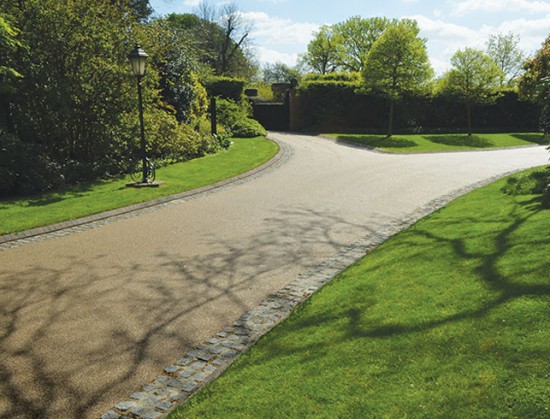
210,96,217,136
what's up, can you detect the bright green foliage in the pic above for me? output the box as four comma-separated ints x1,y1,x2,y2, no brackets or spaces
301,25,345,74
333,16,391,72
0,14,22,93
519,35,550,133
215,98,266,138
204,76,246,101
486,32,525,87
437,48,503,135
363,20,433,136
146,19,208,125
0,12,23,132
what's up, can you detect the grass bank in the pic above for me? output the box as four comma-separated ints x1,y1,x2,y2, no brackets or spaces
325,132,548,153
170,168,550,418
0,136,278,235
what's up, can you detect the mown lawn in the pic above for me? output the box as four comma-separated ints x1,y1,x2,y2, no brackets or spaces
170,168,550,418
0,136,278,235
325,132,548,153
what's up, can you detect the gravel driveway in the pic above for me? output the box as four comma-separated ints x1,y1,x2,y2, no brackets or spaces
0,133,547,418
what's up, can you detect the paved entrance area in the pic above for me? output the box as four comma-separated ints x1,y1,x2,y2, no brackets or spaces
0,133,547,418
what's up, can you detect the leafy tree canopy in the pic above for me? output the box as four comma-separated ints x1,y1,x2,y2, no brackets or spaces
262,62,301,84
300,25,345,74
362,19,433,136
486,32,525,87
436,48,503,134
333,16,391,72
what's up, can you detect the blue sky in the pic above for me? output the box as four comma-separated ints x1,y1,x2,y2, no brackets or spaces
149,0,550,75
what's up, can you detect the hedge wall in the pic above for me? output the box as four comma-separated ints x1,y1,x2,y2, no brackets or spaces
294,82,541,133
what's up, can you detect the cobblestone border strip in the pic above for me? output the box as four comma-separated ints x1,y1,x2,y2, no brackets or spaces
101,170,520,419
0,137,291,251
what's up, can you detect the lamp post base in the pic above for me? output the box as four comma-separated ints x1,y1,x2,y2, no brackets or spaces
126,181,165,188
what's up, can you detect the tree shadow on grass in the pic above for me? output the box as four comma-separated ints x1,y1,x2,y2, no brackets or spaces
234,199,549,374
511,133,549,145
424,134,492,148
336,135,417,149
1,179,114,208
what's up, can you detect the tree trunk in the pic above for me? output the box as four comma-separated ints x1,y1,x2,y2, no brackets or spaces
387,100,394,137
466,102,472,136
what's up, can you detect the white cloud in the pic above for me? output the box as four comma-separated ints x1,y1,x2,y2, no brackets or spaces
183,0,202,6
242,11,319,46
254,46,300,66
450,0,550,16
494,15,550,54
408,15,492,75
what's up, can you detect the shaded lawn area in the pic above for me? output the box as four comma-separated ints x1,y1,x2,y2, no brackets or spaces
325,132,549,153
0,137,278,235
170,169,550,418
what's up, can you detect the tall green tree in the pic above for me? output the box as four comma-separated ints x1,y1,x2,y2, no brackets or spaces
437,48,503,135
486,32,525,87
166,3,256,79
519,34,550,133
148,18,208,124
333,16,390,72
301,25,344,74
197,2,256,78
262,62,301,84
363,20,433,137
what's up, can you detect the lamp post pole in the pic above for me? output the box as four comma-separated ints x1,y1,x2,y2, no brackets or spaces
128,44,149,183
136,74,147,183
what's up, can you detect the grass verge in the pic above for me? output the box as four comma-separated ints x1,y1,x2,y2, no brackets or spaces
170,167,550,418
325,132,548,153
0,136,278,235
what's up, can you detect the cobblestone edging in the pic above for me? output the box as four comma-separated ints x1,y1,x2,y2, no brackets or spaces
0,137,292,251
101,170,520,419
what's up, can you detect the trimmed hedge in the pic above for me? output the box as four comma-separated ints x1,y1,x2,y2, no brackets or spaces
294,81,541,133
204,76,246,101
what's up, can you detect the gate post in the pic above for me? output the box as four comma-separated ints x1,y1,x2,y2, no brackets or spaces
210,96,217,136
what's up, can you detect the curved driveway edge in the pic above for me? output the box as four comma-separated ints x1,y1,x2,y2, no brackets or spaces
101,169,521,419
0,137,289,251
2,133,547,419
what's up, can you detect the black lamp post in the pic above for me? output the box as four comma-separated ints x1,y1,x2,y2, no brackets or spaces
128,44,149,183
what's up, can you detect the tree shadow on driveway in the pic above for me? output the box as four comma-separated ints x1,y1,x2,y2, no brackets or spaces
0,205,381,418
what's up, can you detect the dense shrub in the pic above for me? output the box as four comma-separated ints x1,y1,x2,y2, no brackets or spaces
0,131,63,195
502,167,550,195
216,98,267,137
502,166,550,208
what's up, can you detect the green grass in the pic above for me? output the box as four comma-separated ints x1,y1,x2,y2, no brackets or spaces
170,168,550,418
325,132,549,153
0,136,278,235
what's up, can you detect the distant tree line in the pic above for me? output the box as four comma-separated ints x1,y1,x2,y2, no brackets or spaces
261,16,549,136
